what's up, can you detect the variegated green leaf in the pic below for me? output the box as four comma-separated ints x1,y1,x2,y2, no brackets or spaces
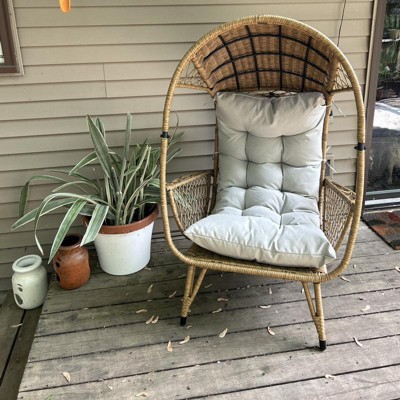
12,198,75,230
81,204,109,245
48,199,87,261
87,115,112,179
69,152,98,175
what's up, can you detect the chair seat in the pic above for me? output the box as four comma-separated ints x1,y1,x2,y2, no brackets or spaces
185,187,336,269
186,242,328,275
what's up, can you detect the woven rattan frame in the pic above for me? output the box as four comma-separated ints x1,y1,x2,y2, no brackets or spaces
160,16,365,350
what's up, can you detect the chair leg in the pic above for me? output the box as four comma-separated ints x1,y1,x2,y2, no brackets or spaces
180,265,207,326
302,282,327,351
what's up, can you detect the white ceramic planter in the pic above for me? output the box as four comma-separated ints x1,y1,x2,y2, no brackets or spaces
12,255,48,309
90,206,158,275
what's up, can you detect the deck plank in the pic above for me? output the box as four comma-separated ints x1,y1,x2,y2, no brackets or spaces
19,309,400,391
18,336,400,399
16,222,400,399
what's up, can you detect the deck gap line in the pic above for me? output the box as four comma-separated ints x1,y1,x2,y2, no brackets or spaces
20,340,400,392
47,265,400,297
0,310,26,385
183,361,400,400
40,284,400,316
28,316,400,364
36,288,400,336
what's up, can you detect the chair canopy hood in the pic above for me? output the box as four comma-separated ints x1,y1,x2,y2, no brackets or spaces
172,15,355,98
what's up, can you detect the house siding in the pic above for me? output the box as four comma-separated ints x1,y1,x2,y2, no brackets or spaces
0,0,373,292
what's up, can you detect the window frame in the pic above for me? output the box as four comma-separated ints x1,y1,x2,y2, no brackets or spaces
0,0,23,75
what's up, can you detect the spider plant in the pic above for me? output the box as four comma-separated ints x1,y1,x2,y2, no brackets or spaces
11,114,182,262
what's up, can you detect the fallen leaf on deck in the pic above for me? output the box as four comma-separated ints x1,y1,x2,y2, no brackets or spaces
354,337,363,347
136,309,147,314
259,305,271,309
147,284,153,294
267,326,275,336
167,340,173,352
204,283,213,289
395,267,400,273
179,336,190,344
177,274,186,279
353,264,357,268
340,276,350,282
361,305,370,312
144,267,152,271
268,288,272,295
146,315,155,324
212,308,222,314
219,328,228,338
107,386,113,390
217,297,228,302
62,372,71,383
135,392,149,397
301,288,304,293
11,323,22,328
152,316,159,324
168,290,177,298
186,325,192,329
325,374,336,380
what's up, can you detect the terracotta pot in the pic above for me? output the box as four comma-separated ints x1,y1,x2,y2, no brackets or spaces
83,205,159,275
53,234,90,289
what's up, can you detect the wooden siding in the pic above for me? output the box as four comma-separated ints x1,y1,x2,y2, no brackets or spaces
0,0,373,289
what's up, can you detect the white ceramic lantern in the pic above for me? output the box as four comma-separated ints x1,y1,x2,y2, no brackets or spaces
12,255,48,309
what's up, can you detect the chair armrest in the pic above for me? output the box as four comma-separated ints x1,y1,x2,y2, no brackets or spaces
322,178,356,251
167,170,213,234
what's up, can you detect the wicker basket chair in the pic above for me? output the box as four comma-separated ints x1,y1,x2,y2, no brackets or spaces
160,15,365,351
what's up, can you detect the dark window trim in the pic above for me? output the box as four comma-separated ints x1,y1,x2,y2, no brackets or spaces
364,0,387,209
0,0,19,74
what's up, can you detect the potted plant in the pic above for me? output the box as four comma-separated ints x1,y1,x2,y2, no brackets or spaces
11,114,182,275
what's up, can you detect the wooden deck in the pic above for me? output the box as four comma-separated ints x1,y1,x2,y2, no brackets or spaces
16,222,400,399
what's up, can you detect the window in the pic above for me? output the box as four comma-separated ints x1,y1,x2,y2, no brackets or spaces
0,0,22,74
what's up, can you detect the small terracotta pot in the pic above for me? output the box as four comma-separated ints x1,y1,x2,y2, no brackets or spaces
53,234,90,289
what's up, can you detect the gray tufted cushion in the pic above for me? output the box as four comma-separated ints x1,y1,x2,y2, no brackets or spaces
185,92,336,268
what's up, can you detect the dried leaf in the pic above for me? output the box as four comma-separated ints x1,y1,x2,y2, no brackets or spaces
62,372,71,383
340,275,350,282
268,287,272,295
219,328,228,338
204,283,213,289
186,325,192,329
325,374,336,380
301,288,305,294
259,305,271,309
217,297,229,302
146,315,155,324
135,392,149,398
144,267,152,271
361,305,371,312
267,326,275,336
11,323,22,328
168,290,177,298
147,284,153,294
354,337,363,347
167,340,173,352
212,308,222,314
353,264,357,268
107,386,114,391
151,316,159,324
179,336,190,344
395,267,400,273
177,274,186,279
136,309,147,314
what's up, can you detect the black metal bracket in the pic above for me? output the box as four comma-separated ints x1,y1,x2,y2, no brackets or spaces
161,131,170,139
354,142,366,151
